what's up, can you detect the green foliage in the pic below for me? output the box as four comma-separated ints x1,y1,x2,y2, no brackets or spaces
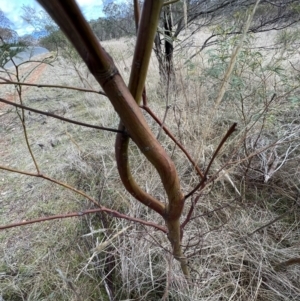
201,24,299,109
275,27,300,52
20,5,82,64
39,29,81,63
84,2,137,42
38,29,64,51
0,40,27,68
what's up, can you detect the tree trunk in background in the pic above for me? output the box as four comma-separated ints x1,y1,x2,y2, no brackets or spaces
154,4,175,90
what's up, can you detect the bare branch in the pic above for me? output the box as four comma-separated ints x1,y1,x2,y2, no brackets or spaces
0,97,123,134
0,209,104,230
0,77,106,95
163,0,179,6
13,65,41,173
0,165,167,233
142,103,204,179
0,165,101,207
185,123,237,199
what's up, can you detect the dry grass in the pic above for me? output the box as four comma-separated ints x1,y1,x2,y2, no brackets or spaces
0,26,300,300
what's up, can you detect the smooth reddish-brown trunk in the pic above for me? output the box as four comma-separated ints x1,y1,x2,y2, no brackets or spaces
37,0,189,277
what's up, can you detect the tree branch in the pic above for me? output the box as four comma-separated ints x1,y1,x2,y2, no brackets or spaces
0,97,123,134
142,102,204,179
163,0,179,6
0,209,104,230
37,0,188,276
115,0,166,217
0,77,106,95
0,165,167,233
185,123,237,200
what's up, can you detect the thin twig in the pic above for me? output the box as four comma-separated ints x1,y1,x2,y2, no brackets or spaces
203,123,238,179
14,65,41,173
0,165,101,207
0,77,106,95
10,57,54,69
157,64,171,140
181,123,238,230
0,165,167,233
249,208,294,235
185,123,237,199
164,0,179,5
156,104,171,140
142,104,204,179
0,209,104,230
0,97,123,134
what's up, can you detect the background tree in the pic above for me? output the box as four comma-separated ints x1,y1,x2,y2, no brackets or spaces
156,0,300,82
18,34,37,46
0,9,18,43
21,6,60,50
0,9,27,68
103,0,136,39
98,0,300,88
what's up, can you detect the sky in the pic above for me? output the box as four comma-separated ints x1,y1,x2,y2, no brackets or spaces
0,0,108,36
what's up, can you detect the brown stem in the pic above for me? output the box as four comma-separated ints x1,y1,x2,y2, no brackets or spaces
133,0,140,29
14,65,40,174
0,165,101,207
185,123,237,199
115,135,166,215
181,123,237,231
203,123,237,179
37,0,188,277
0,77,106,95
0,97,122,134
181,195,198,230
142,104,204,179
0,165,167,233
115,0,167,216
0,207,167,233
0,209,104,230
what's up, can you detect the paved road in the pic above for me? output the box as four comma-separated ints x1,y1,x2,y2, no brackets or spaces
4,47,49,69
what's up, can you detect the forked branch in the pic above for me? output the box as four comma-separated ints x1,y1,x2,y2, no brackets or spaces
37,0,188,276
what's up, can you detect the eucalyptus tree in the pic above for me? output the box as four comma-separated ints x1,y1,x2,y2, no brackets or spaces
155,0,300,82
